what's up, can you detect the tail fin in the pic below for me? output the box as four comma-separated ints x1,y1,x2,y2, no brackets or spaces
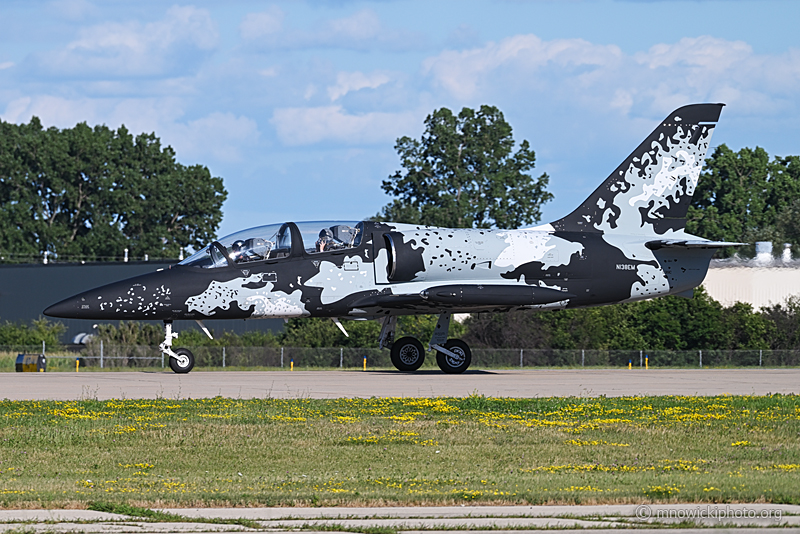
552,103,724,235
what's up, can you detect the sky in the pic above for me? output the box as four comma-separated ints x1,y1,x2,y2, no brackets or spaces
2,0,799,240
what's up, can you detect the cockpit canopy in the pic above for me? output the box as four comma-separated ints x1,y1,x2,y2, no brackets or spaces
179,221,364,269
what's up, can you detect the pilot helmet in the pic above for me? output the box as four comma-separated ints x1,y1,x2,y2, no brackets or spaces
232,240,245,251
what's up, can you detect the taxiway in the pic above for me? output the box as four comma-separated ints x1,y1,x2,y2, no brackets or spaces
0,368,797,400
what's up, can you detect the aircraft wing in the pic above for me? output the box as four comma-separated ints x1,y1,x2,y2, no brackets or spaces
350,284,575,310
645,240,746,250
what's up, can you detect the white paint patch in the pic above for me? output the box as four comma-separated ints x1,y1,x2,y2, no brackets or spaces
628,264,670,301
185,274,307,317
496,230,583,270
305,255,372,305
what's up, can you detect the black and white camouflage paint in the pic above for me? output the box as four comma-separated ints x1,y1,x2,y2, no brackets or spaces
45,104,727,324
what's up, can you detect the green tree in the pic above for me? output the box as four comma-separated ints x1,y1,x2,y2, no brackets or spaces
280,316,464,348
378,105,552,229
0,318,65,347
760,297,800,350
0,117,227,262
688,145,800,257
464,287,769,351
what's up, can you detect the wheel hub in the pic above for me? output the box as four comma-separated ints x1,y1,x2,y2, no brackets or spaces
399,345,420,365
445,347,466,367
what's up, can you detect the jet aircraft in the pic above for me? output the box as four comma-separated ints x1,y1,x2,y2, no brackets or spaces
45,103,738,374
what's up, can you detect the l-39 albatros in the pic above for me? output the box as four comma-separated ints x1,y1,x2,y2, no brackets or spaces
46,104,737,374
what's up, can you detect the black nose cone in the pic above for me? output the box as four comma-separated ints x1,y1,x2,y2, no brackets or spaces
44,296,83,318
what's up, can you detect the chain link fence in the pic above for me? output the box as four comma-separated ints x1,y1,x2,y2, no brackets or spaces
2,344,799,370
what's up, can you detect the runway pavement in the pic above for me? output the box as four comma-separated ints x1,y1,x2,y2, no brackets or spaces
0,504,797,532
0,368,797,400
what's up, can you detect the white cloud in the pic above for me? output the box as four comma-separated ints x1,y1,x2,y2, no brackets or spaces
166,112,260,163
1,95,188,135
239,6,284,41
0,62,13,70
423,33,800,118
638,36,753,71
424,35,622,100
633,36,800,115
327,71,391,101
31,6,218,78
1,95,257,163
240,8,423,52
270,105,417,146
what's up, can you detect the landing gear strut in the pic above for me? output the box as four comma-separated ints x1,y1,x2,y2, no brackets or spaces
160,321,195,374
382,313,472,374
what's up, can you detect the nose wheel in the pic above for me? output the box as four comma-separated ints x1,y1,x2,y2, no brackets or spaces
169,348,195,374
160,321,196,374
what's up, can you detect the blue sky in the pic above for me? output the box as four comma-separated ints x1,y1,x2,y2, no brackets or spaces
2,0,799,239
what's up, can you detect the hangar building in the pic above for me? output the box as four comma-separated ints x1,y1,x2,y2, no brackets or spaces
702,243,800,309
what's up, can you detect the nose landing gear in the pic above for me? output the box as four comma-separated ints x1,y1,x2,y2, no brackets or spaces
160,321,195,374
169,347,195,374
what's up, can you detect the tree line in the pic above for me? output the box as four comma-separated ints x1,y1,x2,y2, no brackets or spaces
3,108,799,259
688,145,800,257
4,290,800,352
0,117,226,263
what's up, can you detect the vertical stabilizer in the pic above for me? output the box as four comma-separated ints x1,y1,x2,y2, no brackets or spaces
552,104,724,235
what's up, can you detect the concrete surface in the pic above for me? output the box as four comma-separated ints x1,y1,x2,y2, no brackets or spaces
161,504,800,519
0,505,797,533
0,510,129,521
0,369,798,400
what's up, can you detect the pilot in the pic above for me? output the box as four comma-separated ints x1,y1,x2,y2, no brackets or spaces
231,240,248,262
316,229,333,252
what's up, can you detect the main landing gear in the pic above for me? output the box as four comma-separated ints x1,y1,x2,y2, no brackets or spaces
380,313,472,374
160,320,213,374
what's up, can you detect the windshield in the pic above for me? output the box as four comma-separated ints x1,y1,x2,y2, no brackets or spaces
179,223,292,268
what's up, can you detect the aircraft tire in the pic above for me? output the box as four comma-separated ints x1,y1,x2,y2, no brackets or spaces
436,339,471,374
169,348,195,374
390,337,425,372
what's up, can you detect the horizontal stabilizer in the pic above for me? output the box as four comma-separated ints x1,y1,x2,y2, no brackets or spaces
645,240,745,250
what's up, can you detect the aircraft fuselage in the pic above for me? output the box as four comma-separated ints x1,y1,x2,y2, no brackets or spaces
44,221,715,322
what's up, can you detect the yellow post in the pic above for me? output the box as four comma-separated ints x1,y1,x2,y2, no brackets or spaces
363,355,366,371
76,359,79,372
628,360,632,370
290,358,293,371
645,356,649,370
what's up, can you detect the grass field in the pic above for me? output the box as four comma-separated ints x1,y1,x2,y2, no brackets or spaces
0,394,798,508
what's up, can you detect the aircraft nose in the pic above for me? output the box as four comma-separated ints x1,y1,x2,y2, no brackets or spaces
43,293,99,319
43,268,180,320
43,298,75,318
